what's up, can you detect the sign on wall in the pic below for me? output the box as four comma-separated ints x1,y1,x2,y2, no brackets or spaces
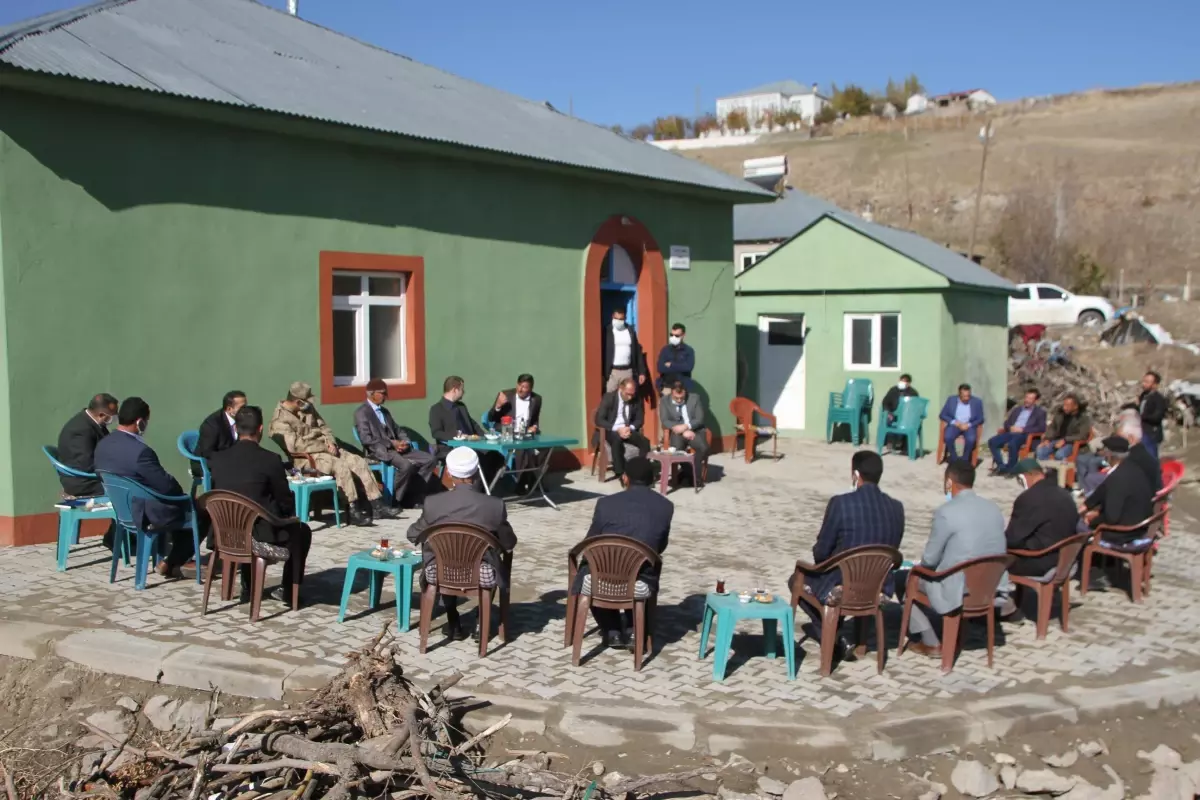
668,245,691,271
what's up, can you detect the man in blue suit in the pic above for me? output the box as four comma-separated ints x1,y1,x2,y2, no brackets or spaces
791,450,905,660
987,388,1048,475
95,397,194,578
939,384,985,463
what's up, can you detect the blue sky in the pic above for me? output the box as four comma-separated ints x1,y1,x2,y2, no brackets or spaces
3,0,1197,128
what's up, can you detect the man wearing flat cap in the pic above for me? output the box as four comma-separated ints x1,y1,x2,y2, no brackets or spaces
1080,436,1155,545
354,379,438,508
407,447,517,641
268,381,396,526
1005,459,1079,578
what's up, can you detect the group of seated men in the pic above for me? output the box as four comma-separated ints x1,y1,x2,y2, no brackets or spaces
595,377,709,481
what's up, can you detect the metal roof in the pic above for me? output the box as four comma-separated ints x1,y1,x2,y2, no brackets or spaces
736,187,1015,292
0,0,772,200
720,80,816,99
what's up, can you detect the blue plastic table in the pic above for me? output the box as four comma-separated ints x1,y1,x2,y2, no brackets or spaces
53,501,117,572
699,592,797,681
453,435,579,509
288,476,342,528
337,549,422,631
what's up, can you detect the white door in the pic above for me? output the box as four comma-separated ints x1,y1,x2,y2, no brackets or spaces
758,315,807,429
1035,285,1071,324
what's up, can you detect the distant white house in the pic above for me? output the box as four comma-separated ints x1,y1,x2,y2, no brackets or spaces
931,89,997,111
716,80,829,124
905,93,930,115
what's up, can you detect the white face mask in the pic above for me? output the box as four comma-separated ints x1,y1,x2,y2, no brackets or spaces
897,382,909,390
850,470,860,491
944,484,953,502
669,335,682,346
1018,475,1028,490
612,319,627,331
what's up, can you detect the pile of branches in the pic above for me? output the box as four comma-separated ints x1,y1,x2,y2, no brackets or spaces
68,625,708,800
1009,342,1138,430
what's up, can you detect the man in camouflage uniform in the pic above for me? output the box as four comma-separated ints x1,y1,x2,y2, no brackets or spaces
269,381,397,526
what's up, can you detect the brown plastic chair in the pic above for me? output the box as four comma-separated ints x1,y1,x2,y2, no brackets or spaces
1081,506,1168,603
898,553,1013,673
1008,532,1091,639
730,397,777,464
415,523,511,657
565,535,661,671
992,426,1042,465
790,546,902,676
1060,427,1096,487
588,405,610,482
936,421,984,466
198,491,301,622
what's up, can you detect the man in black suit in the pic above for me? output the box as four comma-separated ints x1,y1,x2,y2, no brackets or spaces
595,378,650,479
429,375,485,456
209,406,312,603
790,450,905,657
1082,436,1155,545
56,393,119,498
573,457,672,647
492,373,543,491
407,447,517,640
1005,459,1079,577
1138,371,1167,460
603,309,646,393
355,379,437,507
193,391,246,480
94,397,194,578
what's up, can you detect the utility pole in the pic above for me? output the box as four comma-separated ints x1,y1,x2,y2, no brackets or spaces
967,119,993,260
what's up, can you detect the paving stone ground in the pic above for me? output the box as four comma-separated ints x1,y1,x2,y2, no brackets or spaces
3,439,1198,719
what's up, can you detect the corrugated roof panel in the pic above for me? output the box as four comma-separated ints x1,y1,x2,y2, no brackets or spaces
0,0,772,199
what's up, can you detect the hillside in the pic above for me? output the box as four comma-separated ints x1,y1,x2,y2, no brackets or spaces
685,83,1200,292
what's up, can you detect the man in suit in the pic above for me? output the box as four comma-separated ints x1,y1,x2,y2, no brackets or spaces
595,378,650,479
407,447,517,640
94,397,195,578
603,309,646,393
1035,394,1092,461
988,388,1048,475
904,461,1007,657
1081,436,1155,545
493,373,543,492
1077,411,1161,496
209,406,312,604
1005,459,1079,577
429,375,485,455
193,391,246,480
791,450,905,658
1138,371,1167,460
880,375,918,453
938,384,985,463
355,379,437,507
655,323,695,393
56,393,119,498
659,380,708,484
573,456,672,647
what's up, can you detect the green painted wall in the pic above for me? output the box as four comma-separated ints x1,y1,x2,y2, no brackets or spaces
0,88,736,519
734,218,1008,447
0,154,11,518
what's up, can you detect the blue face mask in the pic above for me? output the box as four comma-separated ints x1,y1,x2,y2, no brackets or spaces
945,492,953,501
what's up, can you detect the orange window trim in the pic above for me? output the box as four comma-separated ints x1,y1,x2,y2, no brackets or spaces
319,251,427,405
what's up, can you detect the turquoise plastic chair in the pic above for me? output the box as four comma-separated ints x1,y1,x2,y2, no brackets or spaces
875,396,929,460
826,379,874,444
176,431,211,494
352,427,395,503
98,471,202,590
42,445,121,572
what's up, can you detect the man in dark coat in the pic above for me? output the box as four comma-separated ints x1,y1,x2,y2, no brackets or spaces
209,405,312,603
880,375,918,453
1005,460,1079,577
790,450,905,658
56,393,119,497
355,379,437,506
193,390,246,479
491,373,543,492
572,457,672,647
655,323,696,392
988,388,1048,475
603,309,646,393
1138,371,1167,460
1082,437,1155,545
594,378,650,479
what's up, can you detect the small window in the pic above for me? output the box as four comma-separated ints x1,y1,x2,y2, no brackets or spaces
1037,286,1065,300
738,252,768,273
844,313,901,370
767,315,806,346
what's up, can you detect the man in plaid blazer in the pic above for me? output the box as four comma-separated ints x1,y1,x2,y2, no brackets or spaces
791,450,906,658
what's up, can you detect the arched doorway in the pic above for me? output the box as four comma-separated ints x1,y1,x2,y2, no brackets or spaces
583,215,668,460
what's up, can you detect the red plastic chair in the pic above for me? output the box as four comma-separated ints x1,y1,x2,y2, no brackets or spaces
1157,460,1185,537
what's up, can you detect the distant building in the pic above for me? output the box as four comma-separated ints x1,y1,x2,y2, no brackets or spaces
716,80,830,124
931,89,997,111
905,94,930,115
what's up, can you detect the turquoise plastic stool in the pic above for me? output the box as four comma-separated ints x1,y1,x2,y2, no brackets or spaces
289,476,342,528
699,592,797,681
54,501,120,572
337,549,422,631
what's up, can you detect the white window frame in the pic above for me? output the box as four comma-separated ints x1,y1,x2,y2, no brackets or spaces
738,252,768,274
843,313,901,371
331,271,407,387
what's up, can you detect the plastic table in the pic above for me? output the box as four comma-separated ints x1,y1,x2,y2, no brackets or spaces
452,435,579,509
699,592,796,681
288,476,342,528
337,549,422,631
647,448,700,495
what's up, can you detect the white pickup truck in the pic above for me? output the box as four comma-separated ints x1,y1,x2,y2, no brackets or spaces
1008,283,1115,327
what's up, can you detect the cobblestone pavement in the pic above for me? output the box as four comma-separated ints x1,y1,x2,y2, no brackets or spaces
3,440,1198,718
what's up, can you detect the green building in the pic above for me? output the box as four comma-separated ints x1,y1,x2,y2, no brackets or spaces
0,0,768,545
734,188,1014,445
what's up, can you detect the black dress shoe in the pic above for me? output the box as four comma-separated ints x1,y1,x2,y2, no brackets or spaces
349,506,372,527
441,621,467,641
372,500,400,520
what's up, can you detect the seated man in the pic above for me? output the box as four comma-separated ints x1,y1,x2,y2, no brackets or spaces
1035,394,1091,461
57,392,119,549
94,397,195,578
791,450,904,659
655,323,695,394
194,390,246,476
659,380,709,483
905,461,1007,658
492,373,542,491
595,378,650,479
430,375,502,480
269,381,395,526
938,384,984,463
1080,436,1155,547
988,388,1047,475
209,406,312,604
1077,411,1161,496
881,374,918,452
355,379,437,507
573,456,672,647
1005,459,1079,578
407,447,517,640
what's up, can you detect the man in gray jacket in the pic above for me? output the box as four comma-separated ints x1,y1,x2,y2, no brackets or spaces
354,380,438,508
906,461,1008,657
659,381,708,484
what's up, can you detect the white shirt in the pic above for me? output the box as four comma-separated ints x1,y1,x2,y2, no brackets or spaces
611,397,632,432
612,327,632,368
225,411,239,441
515,395,531,427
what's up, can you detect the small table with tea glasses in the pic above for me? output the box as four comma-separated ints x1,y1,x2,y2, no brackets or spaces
337,548,423,631
699,591,797,681
647,446,701,495
453,435,579,509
